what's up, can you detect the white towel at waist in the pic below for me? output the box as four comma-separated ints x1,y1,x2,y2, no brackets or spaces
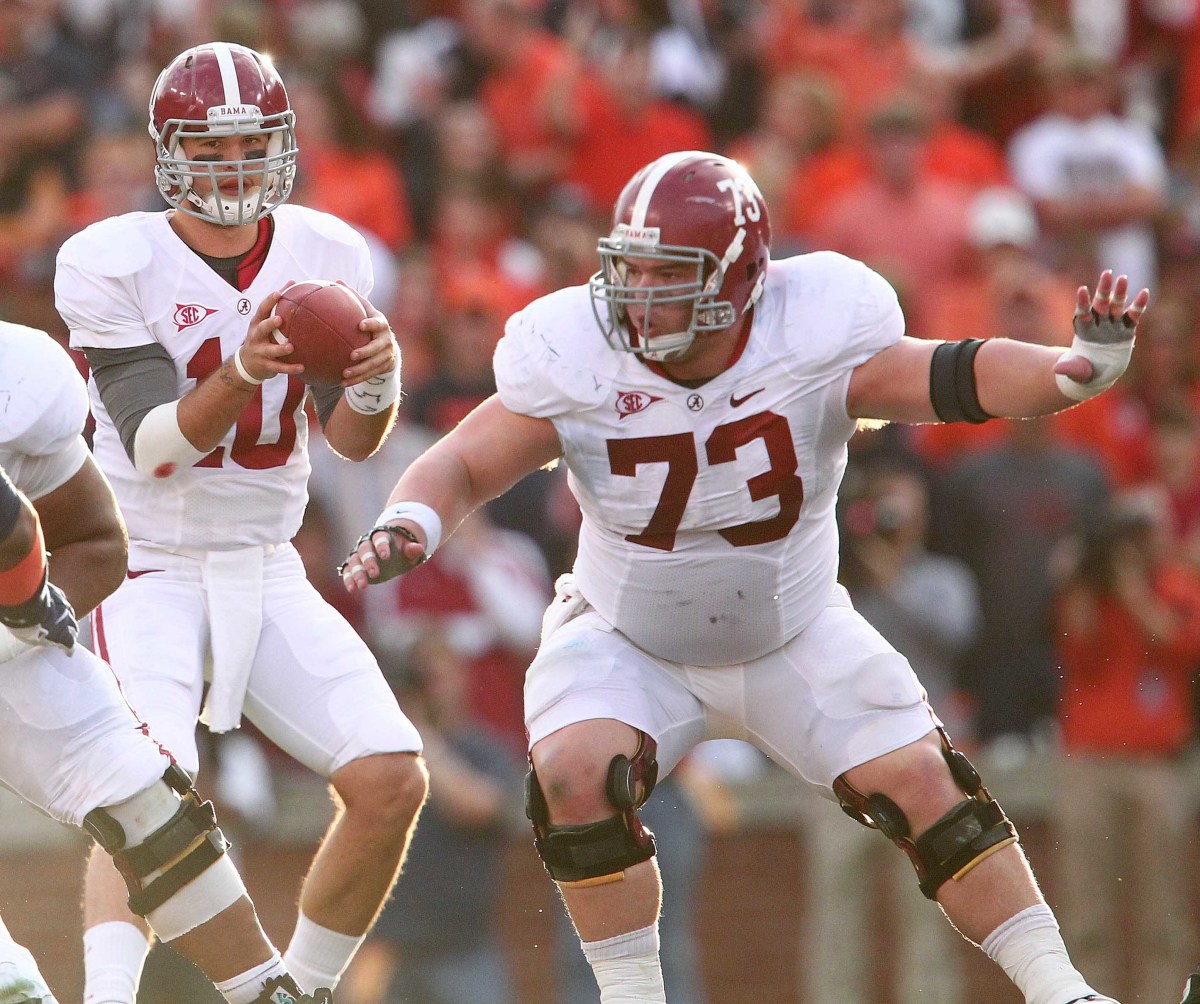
199,545,265,733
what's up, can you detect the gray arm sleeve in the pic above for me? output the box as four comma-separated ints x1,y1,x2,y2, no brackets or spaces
310,383,343,429
83,345,179,463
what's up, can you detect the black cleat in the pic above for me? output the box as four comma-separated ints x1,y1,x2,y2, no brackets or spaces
251,975,334,1004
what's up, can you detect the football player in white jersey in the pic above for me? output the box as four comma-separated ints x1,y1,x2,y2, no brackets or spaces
52,42,427,1004
342,151,1147,1004
0,323,335,1004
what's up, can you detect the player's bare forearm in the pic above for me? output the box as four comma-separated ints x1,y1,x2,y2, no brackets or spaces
176,360,261,453
973,339,1082,417
343,397,560,591
34,458,127,615
324,400,397,462
386,396,562,530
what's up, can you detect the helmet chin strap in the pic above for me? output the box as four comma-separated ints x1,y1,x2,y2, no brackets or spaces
638,327,695,362
184,182,264,226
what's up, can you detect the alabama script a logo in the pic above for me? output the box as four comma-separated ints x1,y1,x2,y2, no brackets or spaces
615,390,663,419
174,303,219,332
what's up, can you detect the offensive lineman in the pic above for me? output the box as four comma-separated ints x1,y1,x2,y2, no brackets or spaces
341,150,1144,1004
0,323,330,1004
53,42,426,1003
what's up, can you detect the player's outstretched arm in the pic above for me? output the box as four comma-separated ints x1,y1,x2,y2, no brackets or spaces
341,395,561,591
848,270,1149,423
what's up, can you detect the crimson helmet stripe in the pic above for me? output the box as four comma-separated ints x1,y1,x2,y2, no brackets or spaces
628,150,703,229
211,42,243,106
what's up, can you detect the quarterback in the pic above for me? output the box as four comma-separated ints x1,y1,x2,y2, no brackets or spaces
343,150,1145,1004
53,42,426,1003
0,324,332,1004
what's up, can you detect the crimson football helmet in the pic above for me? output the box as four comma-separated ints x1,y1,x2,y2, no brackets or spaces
589,151,771,361
148,42,298,226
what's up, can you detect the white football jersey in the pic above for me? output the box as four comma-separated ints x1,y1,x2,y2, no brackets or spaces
494,252,903,666
0,323,90,501
55,205,373,549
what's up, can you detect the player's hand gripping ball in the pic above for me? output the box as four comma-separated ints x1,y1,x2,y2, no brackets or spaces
272,280,371,385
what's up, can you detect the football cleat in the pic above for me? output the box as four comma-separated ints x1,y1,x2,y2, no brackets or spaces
251,975,333,1004
1182,971,1200,1004
0,982,51,1004
0,960,54,1004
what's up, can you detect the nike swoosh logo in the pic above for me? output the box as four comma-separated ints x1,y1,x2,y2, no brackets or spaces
127,569,164,579
730,388,765,408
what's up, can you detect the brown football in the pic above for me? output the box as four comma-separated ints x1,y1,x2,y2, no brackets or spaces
273,280,371,385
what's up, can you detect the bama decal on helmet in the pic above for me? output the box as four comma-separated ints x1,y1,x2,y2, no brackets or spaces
614,224,661,245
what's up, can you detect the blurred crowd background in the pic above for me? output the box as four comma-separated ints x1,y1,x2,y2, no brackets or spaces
7,0,1200,1001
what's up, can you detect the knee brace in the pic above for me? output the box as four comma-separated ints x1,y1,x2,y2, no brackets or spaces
832,728,1018,900
526,731,660,888
82,763,242,926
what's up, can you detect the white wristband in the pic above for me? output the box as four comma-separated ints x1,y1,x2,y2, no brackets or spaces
233,347,264,386
346,366,401,415
376,501,442,556
1054,334,1134,402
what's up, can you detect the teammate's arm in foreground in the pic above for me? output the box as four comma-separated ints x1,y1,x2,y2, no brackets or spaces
0,466,77,654
340,397,560,588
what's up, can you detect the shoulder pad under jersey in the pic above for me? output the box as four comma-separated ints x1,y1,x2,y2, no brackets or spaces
0,324,88,455
493,284,619,419
55,213,156,279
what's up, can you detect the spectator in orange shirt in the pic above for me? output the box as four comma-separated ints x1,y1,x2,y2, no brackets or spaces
760,0,1032,141
560,28,712,214
914,187,1072,468
814,94,973,336
288,72,414,252
1145,403,1200,572
462,0,581,193
777,63,1009,248
1053,488,1200,1003
427,176,542,310
727,72,849,250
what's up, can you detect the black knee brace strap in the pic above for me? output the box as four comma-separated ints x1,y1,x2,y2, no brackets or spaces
83,763,231,916
526,731,659,886
833,728,1017,900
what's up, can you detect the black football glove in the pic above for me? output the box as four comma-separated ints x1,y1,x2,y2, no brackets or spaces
0,568,78,654
338,523,428,586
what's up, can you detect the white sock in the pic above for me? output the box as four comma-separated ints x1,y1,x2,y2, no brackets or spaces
214,953,286,1004
282,913,363,993
980,904,1099,1004
82,922,150,1004
581,923,665,1004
